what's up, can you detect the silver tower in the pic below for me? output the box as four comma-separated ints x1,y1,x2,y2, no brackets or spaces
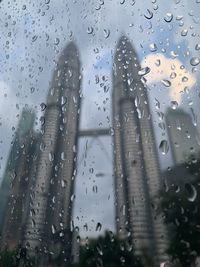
112,36,168,265
24,42,81,256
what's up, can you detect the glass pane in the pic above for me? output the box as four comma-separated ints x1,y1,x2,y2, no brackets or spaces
0,1,199,266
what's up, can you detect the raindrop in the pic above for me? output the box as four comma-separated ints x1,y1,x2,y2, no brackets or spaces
95,4,101,10
40,116,45,126
40,103,46,111
54,38,60,45
144,9,153,19
138,67,151,76
61,96,67,105
87,27,94,34
155,59,161,66
31,219,36,228
190,57,200,66
89,168,94,173
84,223,88,231
103,29,110,39
93,185,98,193
155,98,160,109
45,0,50,3
61,152,66,161
95,75,100,84
120,0,125,4
185,183,197,202
181,29,188,36
71,194,75,202
195,44,200,50
32,35,38,42
159,140,169,155
171,101,178,110
49,152,54,162
97,244,103,256
164,13,173,22
149,43,157,52
161,79,171,87
61,180,66,188
182,76,188,82
51,224,56,234
170,72,176,79
96,222,102,231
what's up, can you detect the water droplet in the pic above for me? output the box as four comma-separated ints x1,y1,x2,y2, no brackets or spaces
149,43,157,52
61,96,67,105
97,244,103,256
71,194,75,202
45,0,50,4
61,152,66,161
185,183,197,202
87,27,94,34
195,44,200,50
171,101,178,110
190,57,200,66
164,13,173,22
138,67,151,76
155,59,161,66
93,185,98,193
40,103,46,111
159,140,169,155
95,75,100,84
31,219,36,228
120,0,125,4
161,79,171,87
181,29,188,36
103,29,110,39
182,76,188,82
49,152,54,162
84,223,88,231
89,168,94,173
54,38,60,45
96,222,102,231
170,72,176,79
51,224,56,234
144,9,153,19
32,35,38,42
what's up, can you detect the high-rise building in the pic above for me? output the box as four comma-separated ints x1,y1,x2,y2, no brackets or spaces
0,108,37,249
112,36,168,265
166,108,200,165
24,42,81,262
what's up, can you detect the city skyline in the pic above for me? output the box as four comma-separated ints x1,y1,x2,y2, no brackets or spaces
0,36,199,266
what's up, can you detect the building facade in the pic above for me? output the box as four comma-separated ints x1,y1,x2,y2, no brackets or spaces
166,108,200,165
112,36,169,265
0,108,37,250
24,42,81,262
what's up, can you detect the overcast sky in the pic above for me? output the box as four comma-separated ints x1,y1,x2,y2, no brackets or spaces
0,0,200,237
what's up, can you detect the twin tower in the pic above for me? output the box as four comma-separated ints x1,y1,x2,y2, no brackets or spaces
1,36,169,266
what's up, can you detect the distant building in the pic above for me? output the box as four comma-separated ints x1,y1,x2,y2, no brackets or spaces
24,42,81,262
166,108,200,165
112,36,169,265
0,108,37,249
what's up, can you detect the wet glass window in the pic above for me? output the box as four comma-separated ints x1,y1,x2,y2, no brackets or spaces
0,1,200,267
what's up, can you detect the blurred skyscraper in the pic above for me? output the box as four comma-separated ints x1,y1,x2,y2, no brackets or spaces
0,108,37,249
112,36,169,265
166,108,200,165
24,42,81,262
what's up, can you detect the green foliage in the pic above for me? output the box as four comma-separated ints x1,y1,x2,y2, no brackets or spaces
160,159,200,267
0,248,36,267
79,231,144,267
